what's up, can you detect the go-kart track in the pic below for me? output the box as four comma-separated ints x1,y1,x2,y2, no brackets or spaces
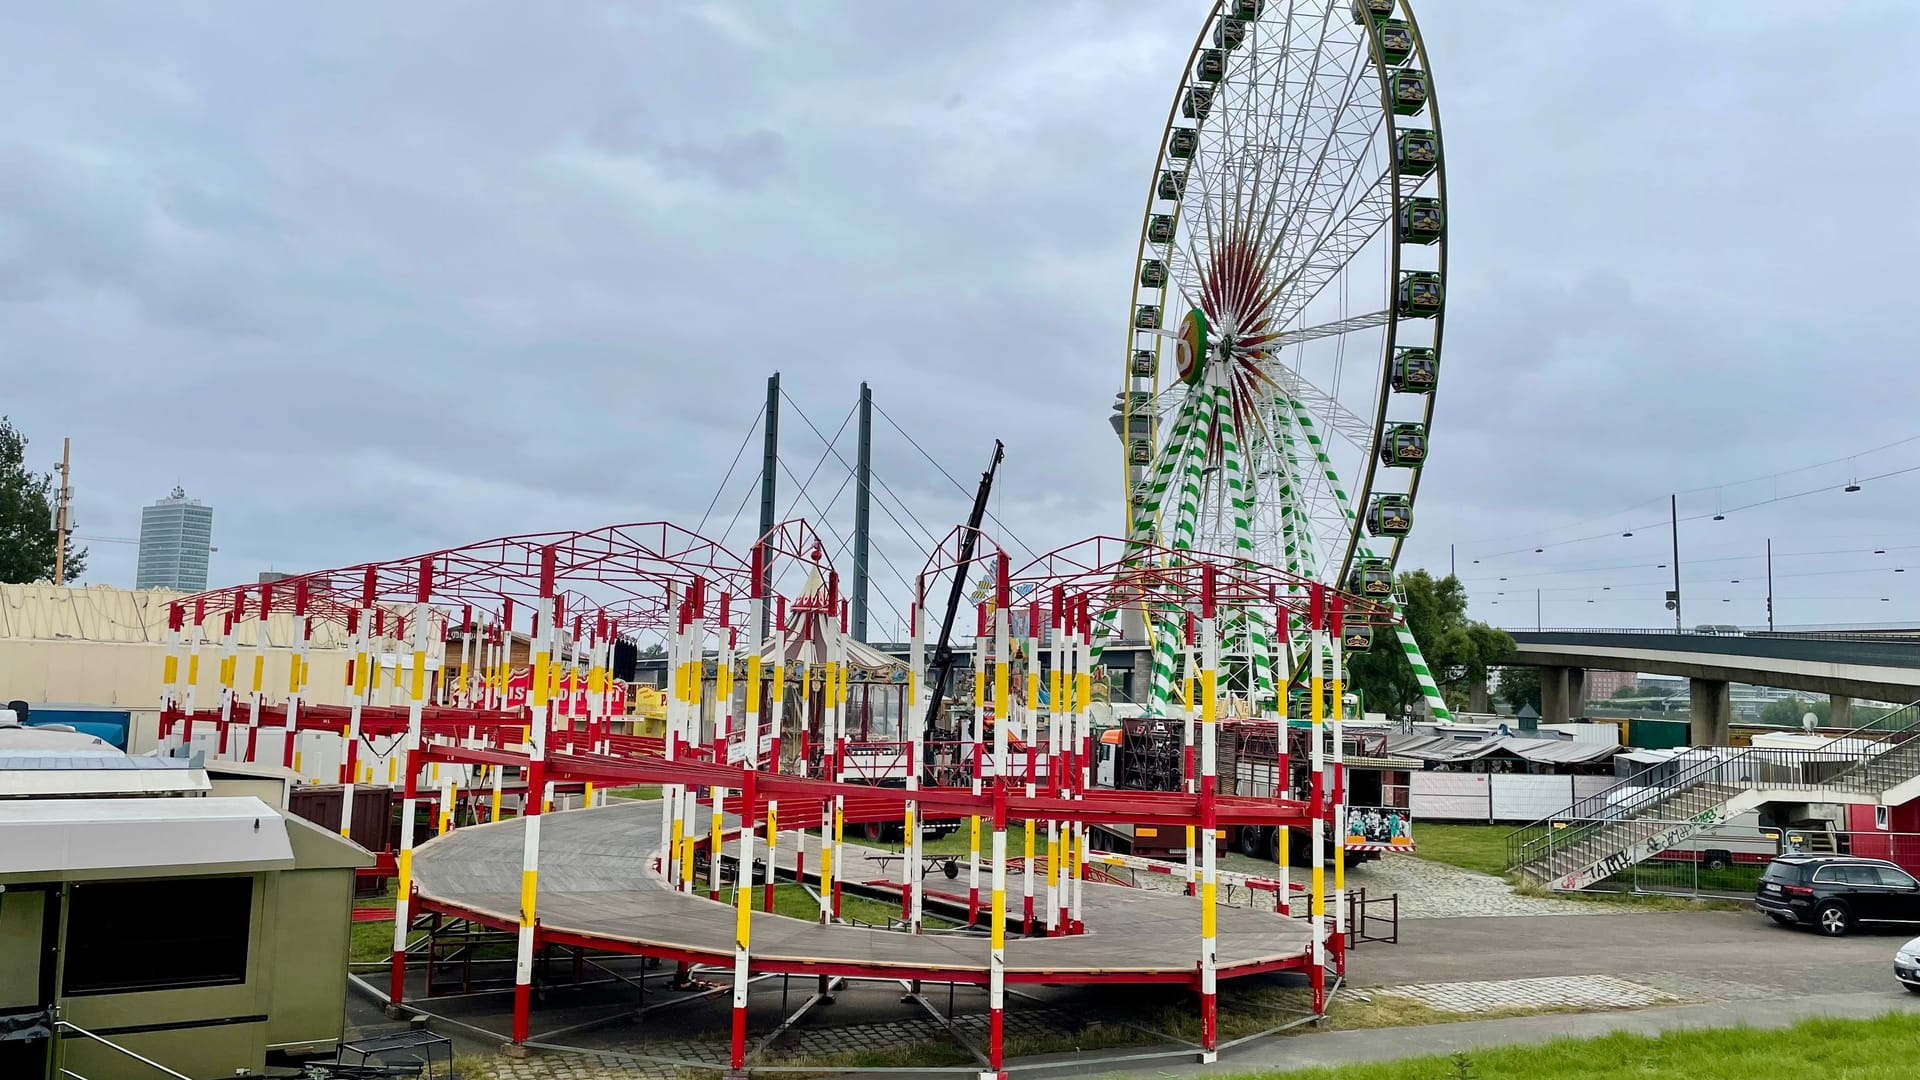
152,4,1452,1072
412,798,1315,985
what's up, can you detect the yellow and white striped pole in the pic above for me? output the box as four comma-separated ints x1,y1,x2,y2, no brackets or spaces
510,577,554,1043
1196,566,1222,1061
390,558,435,1008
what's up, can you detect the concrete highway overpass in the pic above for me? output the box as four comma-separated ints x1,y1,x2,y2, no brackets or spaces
1501,629,1920,744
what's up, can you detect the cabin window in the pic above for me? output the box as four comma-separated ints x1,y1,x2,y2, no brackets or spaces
65,877,253,996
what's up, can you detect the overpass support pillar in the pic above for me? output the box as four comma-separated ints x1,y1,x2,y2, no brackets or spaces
1831,694,1854,729
1468,679,1489,713
1541,667,1572,725
1567,669,1586,719
1689,679,1732,746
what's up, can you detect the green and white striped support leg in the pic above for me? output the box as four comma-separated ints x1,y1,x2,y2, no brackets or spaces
1393,617,1454,723
1282,395,1454,724
1213,381,1275,708
1147,383,1221,708
1094,392,1206,673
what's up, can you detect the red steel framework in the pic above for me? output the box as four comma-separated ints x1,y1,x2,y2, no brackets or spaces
160,520,1390,1076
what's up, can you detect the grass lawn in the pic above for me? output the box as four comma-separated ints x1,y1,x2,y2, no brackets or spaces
604,784,661,800
1234,1012,1920,1079
1407,823,1515,877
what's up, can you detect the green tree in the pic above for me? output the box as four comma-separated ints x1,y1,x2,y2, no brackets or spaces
1496,666,1542,713
1345,570,1513,717
0,417,86,584
1760,695,1828,727
1610,684,1640,699
638,642,666,660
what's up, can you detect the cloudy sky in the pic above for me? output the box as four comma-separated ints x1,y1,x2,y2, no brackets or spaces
3,1,1915,634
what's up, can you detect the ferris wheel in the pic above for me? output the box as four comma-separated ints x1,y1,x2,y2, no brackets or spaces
1112,0,1453,720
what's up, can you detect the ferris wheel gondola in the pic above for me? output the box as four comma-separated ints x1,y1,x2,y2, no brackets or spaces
1111,0,1452,719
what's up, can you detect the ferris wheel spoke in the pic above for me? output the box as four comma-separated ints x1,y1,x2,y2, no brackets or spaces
1265,363,1378,450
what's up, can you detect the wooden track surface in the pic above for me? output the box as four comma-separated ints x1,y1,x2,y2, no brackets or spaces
413,800,1311,980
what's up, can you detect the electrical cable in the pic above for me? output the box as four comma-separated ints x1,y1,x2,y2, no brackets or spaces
1454,432,1920,551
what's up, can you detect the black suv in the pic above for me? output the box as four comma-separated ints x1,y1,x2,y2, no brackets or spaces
1756,855,1920,936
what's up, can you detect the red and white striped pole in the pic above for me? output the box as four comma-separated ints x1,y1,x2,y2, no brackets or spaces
732,548,767,1069
711,594,733,902
1277,602,1291,916
1183,609,1198,897
765,592,786,913
969,600,986,925
831,590,849,920
1073,594,1092,934
288,582,310,773
1330,593,1348,975
1045,586,1063,935
985,552,1012,1080
510,547,558,1043
341,569,375,835
247,585,270,764
390,558,435,1007
906,583,925,931
182,599,205,753
1022,594,1039,935
217,601,239,758
1197,564,1220,1063
1308,584,1328,1015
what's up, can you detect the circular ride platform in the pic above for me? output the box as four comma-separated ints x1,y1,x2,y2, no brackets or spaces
412,800,1312,987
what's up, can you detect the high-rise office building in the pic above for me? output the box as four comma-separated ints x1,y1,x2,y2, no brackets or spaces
135,488,214,592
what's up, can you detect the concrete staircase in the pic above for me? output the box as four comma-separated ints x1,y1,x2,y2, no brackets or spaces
1508,705,1920,891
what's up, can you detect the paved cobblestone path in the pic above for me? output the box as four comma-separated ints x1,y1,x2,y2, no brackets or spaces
1377,974,1681,1013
